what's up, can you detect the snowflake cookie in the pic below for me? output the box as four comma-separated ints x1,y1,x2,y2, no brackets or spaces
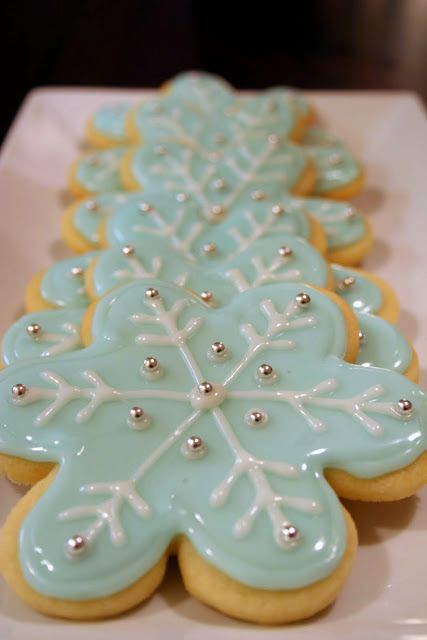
0,279,426,622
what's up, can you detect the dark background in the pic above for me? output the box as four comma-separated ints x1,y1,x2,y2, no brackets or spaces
1,0,427,142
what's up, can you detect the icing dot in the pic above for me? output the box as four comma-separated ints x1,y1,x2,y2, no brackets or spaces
145,287,159,299
128,406,151,430
11,383,27,398
65,534,86,557
176,192,189,203
70,266,84,277
122,245,135,256
251,190,266,201
27,323,42,337
138,202,153,213
295,292,311,307
200,290,214,304
85,200,98,211
271,204,284,216
397,399,413,416
181,435,207,459
339,276,356,290
246,409,268,427
202,242,217,256
212,178,227,190
278,246,293,258
190,382,226,410
155,145,168,156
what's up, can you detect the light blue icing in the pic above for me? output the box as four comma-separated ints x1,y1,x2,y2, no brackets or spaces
75,148,126,194
332,265,383,315
356,314,412,372
90,234,329,301
92,104,130,143
41,253,99,308
2,309,85,365
287,196,366,250
0,281,425,599
129,136,308,199
72,193,142,246
302,127,361,195
165,71,234,114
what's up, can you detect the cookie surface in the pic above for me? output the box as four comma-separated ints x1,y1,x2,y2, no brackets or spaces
0,281,426,622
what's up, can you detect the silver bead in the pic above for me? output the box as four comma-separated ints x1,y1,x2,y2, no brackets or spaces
251,190,266,201
214,133,226,145
211,341,225,355
271,204,284,216
12,383,27,397
176,192,189,203
70,266,84,277
27,323,42,337
198,381,213,394
247,410,267,426
397,399,413,415
155,145,168,156
210,204,226,220
202,242,217,256
278,246,293,258
143,356,158,371
358,330,366,344
212,178,226,190
138,201,153,213
129,406,144,420
145,287,159,299
200,290,214,303
85,199,98,211
268,134,280,146
281,524,300,543
258,363,273,378
182,435,207,459
66,534,86,557
295,292,311,306
345,207,357,219
339,276,356,290
122,245,135,256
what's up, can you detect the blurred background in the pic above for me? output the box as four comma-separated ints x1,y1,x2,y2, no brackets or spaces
1,0,427,142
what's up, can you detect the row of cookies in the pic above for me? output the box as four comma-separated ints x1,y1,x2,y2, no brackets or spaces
0,72,426,625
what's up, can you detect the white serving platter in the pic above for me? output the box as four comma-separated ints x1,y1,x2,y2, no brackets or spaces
0,88,426,639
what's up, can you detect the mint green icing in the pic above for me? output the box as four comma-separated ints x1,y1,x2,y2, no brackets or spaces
73,193,139,246
356,313,411,372
41,253,98,308
91,233,329,302
2,309,84,365
92,104,130,143
302,127,361,195
165,71,234,114
288,196,366,250
129,136,307,198
0,280,425,600
75,148,126,194
332,264,383,314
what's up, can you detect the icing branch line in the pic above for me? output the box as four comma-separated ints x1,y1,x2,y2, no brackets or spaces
36,323,81,357
59,410,201,544
114,255,163,281
154,152,214,214
223,299,315,386
225,256,302,293
15,370,189,426
132,295,205,384
226,210,294,260
133,209,202,260
228,381,403,435
210,408,321,547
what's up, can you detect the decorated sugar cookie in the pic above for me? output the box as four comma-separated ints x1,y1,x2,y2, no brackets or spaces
85,103,131,149
302,128,364,200
0,280,426,623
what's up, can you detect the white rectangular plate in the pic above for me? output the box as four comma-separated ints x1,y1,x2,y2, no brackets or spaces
0,89,426,639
